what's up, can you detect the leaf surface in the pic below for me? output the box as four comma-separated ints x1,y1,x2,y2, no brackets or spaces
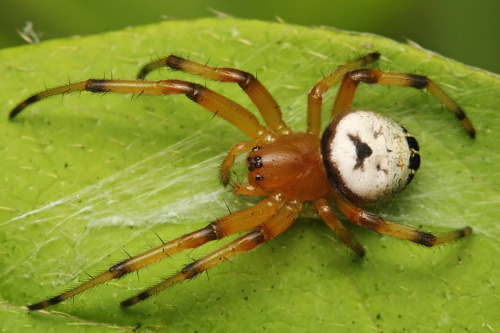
1,18,499,332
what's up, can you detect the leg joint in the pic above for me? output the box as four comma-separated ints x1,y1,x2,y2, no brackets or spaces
349,69,381,84
184,82,205,102
236,71,254,90
181,261,202,279
166,55,184,71
406,74,429,89
86,79,108,93
206,222,225,240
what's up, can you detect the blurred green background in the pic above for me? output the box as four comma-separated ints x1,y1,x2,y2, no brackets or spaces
0,0,499,72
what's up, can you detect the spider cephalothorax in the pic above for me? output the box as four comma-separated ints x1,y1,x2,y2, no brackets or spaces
246,133,329,201
10,52,474,311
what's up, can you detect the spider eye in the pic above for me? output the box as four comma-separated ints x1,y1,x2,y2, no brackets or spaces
320,111,420,204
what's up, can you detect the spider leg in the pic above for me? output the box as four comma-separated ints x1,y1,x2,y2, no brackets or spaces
220,141,256,186
332,68,475,138
9,79,268,141
27,194,285,311
232,183,269,196
330,191,472,246
121,199,302,307
314,197,365,257
307,52,380,136
137,55,289,133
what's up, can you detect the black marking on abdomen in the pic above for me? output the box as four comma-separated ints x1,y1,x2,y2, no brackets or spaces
348,134,373,170
406,135,420,152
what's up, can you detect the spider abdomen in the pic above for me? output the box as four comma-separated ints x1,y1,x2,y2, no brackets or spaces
247,133,331,201
321,111,420,205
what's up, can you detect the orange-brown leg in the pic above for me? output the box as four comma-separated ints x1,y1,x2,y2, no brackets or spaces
330,191,472,246
27,195,285,310
307,52,380,136
232,183,270,196
314,198,365,257
137,55,289,133
220,141,256,186
331,68,475,138
121,199,302,307
9,79,268,141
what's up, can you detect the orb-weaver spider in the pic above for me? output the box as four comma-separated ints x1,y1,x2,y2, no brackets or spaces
10,52,474,310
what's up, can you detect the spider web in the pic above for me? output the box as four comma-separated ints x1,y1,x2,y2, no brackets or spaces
4,138,229,229
1,132,247,275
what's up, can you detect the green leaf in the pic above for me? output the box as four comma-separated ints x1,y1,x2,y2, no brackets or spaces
1,18,499,332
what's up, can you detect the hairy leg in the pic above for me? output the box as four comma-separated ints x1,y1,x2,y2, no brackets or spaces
121,199,302,307
27,194,285,310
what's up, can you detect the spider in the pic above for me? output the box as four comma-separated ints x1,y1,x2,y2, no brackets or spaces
10,52,475,311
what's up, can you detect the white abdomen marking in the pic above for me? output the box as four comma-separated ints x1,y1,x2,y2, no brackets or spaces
321,111,420,204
